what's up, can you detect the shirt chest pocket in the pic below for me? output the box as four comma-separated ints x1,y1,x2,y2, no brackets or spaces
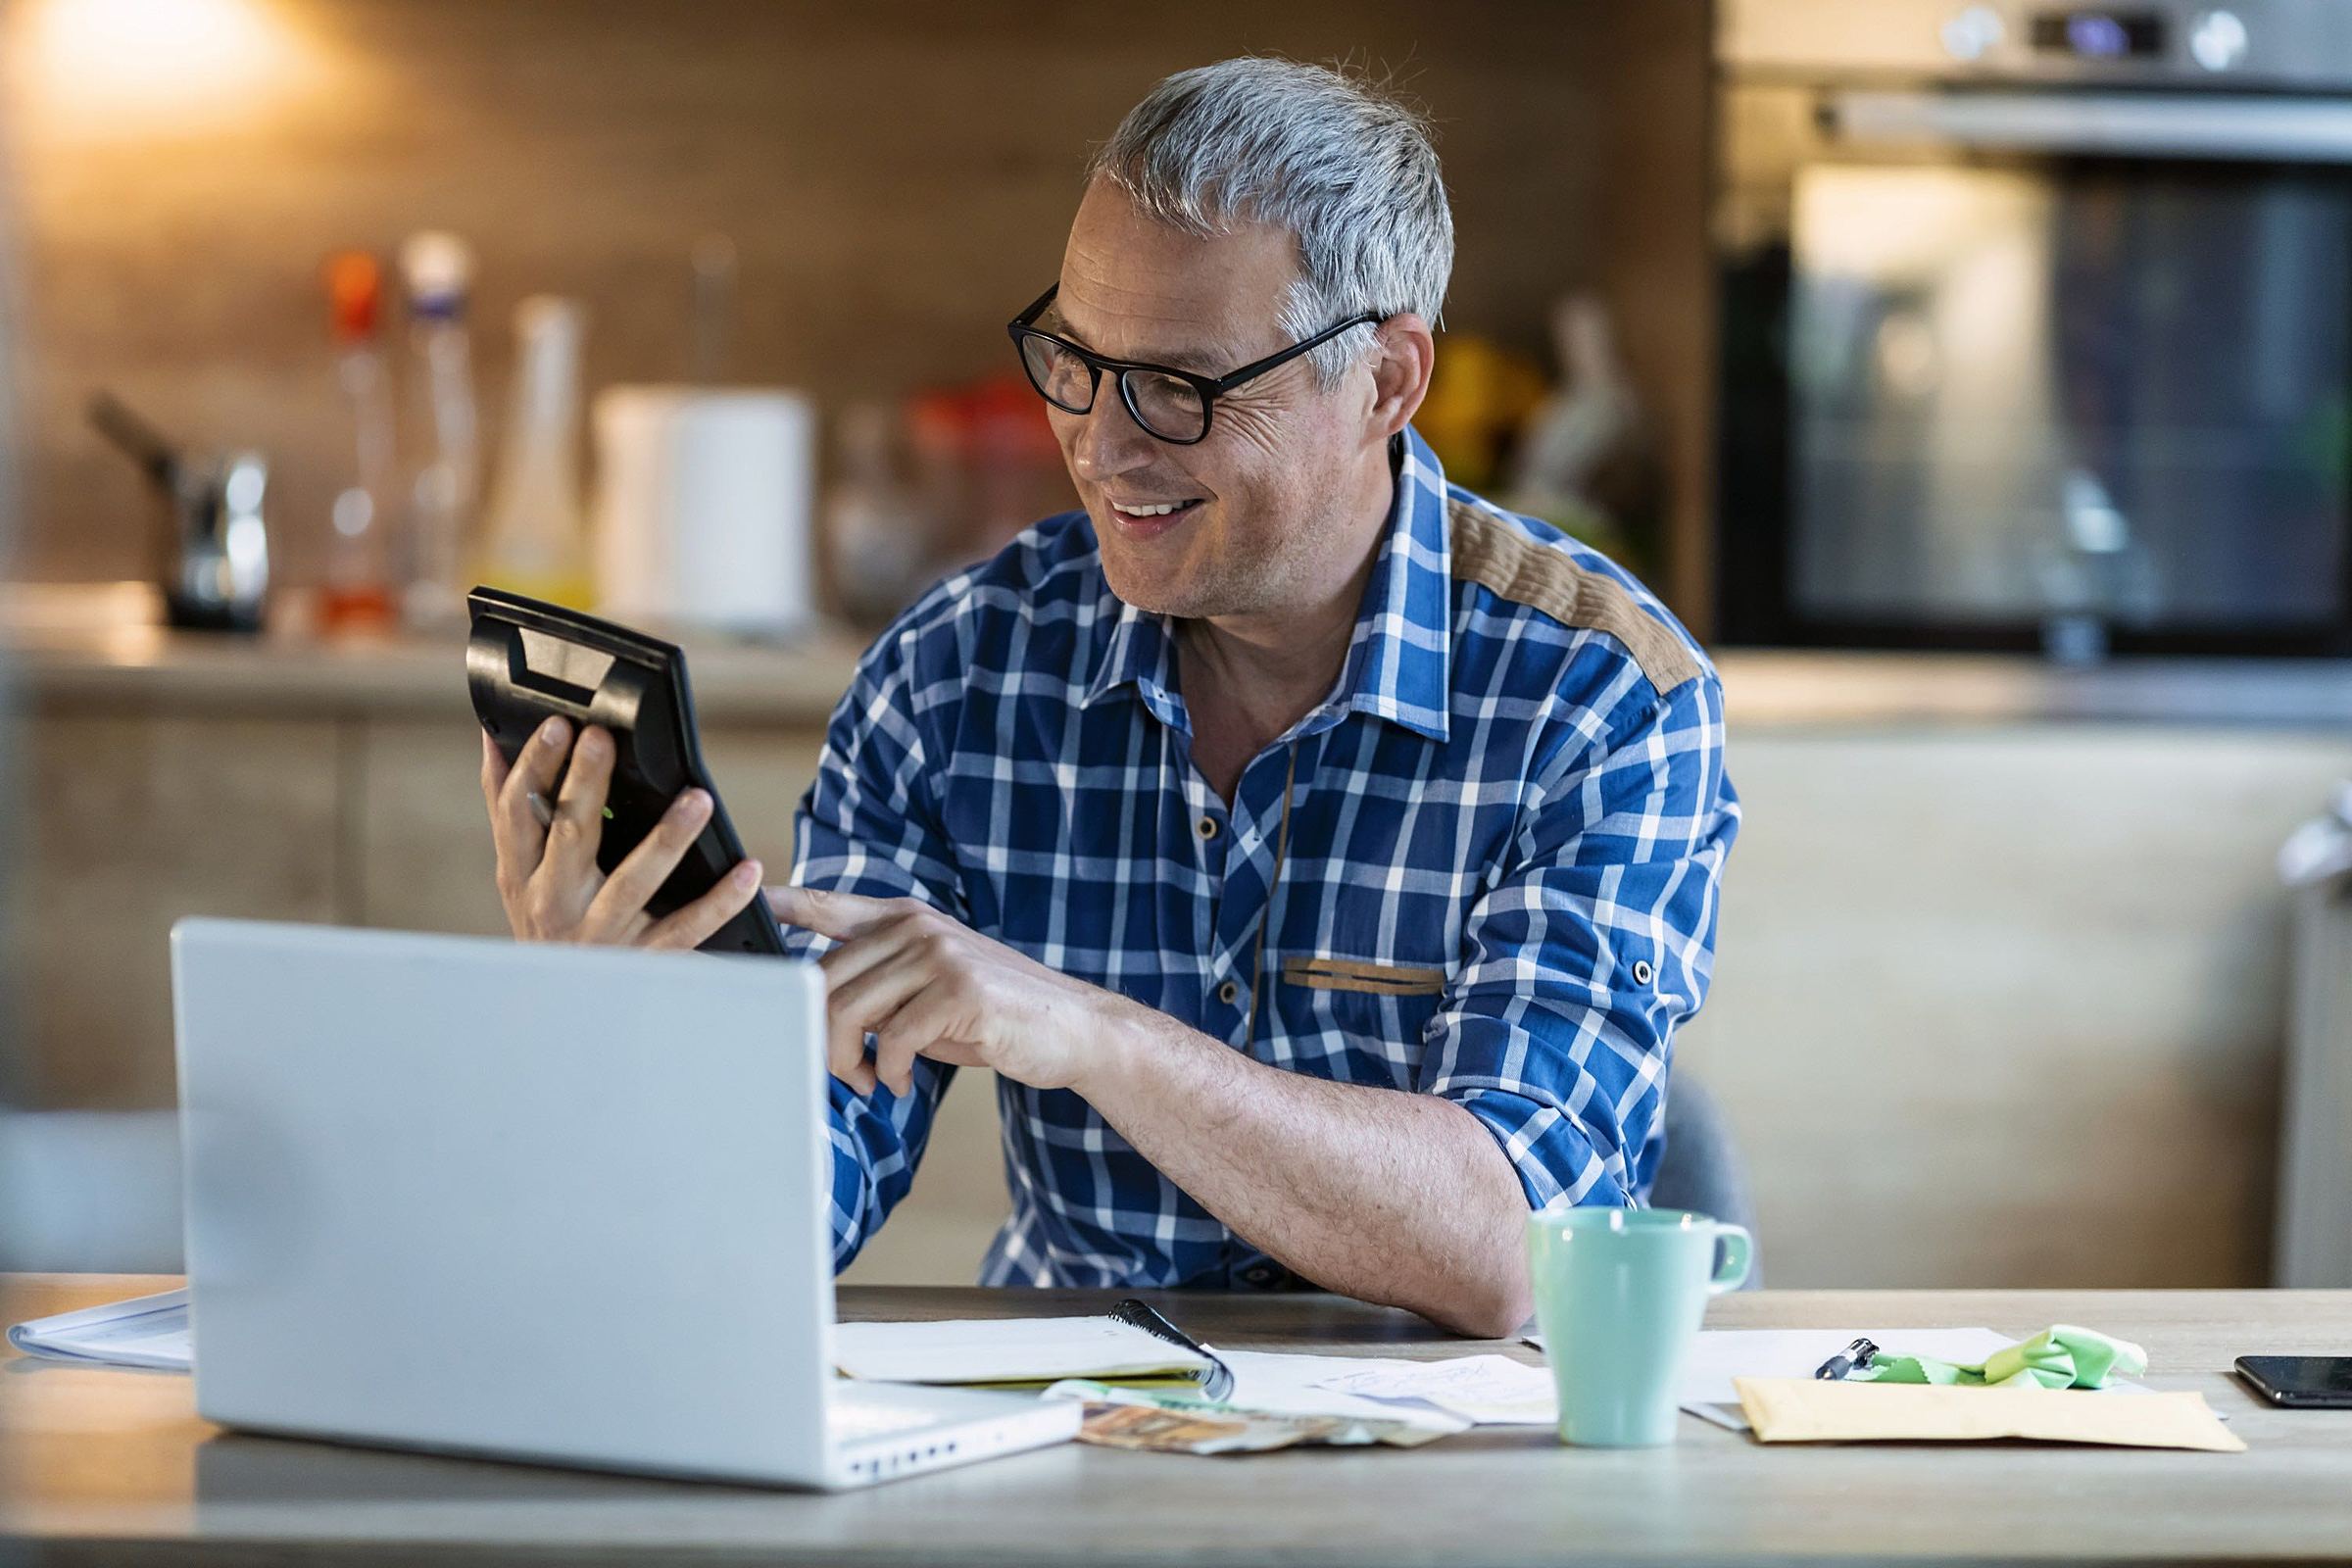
1272,954,1449,1089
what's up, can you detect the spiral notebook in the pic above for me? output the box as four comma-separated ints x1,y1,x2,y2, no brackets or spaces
835,1298,1230,1393
7,1287,191,1371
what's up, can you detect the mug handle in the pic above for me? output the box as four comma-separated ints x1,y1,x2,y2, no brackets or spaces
1708,1224,1754,1295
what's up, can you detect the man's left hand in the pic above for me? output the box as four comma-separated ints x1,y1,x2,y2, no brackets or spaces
767,886,1148,1098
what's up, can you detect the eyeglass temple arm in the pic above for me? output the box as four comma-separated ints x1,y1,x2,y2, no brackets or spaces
1206,311,1387,393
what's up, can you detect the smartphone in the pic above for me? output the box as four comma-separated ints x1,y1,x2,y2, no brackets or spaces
2234,1355,2352,1409
465,586,787,957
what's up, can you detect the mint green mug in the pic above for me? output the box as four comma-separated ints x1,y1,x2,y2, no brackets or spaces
1526,1206,1753,1446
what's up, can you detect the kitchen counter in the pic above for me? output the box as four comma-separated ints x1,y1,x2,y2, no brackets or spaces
1716,649,2352,729
5,582,2349,728
0,583,865,724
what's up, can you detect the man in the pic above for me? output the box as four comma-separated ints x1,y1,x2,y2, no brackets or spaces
482,58,1738,1338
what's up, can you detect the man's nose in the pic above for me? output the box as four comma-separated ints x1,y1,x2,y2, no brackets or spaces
1067,392,1159,483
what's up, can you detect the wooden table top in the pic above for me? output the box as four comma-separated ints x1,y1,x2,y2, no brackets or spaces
5,1276,2350,1566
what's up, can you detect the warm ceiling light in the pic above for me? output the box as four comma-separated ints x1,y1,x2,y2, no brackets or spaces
23,0,310,132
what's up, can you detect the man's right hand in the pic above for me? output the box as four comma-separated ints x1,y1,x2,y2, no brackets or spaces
481,714,762,949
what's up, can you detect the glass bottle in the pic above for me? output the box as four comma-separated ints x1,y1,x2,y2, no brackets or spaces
321,251,396,633
397,231,481,628
479,295,593,607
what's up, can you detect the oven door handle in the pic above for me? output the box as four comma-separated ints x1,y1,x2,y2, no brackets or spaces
1825,89,2352,164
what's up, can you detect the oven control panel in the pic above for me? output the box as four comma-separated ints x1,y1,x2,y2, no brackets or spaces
1722,1,2341,88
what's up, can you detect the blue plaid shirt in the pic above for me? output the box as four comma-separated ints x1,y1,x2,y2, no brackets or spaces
790,427,1739,1288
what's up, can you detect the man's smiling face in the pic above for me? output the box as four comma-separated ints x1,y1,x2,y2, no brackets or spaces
1047,176,1389,621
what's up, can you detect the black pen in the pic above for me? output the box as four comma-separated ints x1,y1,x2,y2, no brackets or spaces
1814,1337,1879,1381
1110,1297,1237,1401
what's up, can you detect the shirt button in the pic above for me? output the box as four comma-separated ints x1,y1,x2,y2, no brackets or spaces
1197,815,1220,841
1218,979,1240,1005
1241,1262,1279,1287
1633,959,1655,986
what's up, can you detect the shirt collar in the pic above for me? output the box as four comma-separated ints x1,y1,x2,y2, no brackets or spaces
1326,426,1453,741
1085,581,1181,723
1083,425,1454,744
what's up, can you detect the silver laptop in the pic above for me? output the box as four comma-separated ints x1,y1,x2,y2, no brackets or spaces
169,918,1078,1489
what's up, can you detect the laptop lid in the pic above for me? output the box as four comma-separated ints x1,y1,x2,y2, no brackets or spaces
171,919,835,1485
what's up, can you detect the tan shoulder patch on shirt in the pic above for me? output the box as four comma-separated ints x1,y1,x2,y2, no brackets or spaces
1448,497,1700,694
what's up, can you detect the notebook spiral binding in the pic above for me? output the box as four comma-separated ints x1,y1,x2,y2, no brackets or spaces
1108,1298,1237,1401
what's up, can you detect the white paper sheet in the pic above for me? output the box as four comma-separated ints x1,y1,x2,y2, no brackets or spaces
1213,1350,1474,1433
7,1287,191,1371
832,1315,1210,1385
1307,1353,1556,1424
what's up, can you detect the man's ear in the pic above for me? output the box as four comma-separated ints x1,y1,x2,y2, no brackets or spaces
1365,313,1436,442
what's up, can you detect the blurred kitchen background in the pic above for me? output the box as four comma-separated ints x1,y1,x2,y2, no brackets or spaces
2,0,2349,1296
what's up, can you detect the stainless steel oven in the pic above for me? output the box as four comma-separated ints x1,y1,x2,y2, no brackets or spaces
1716,0,2352,656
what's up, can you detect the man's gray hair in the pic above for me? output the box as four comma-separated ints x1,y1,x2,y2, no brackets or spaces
1087,57,1452,385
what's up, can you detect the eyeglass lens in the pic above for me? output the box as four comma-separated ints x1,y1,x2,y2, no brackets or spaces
1121,368,1206,442
1017,334,1208,442
1019,334,1093,414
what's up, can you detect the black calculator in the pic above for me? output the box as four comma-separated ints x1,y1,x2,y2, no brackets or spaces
465,586,787,957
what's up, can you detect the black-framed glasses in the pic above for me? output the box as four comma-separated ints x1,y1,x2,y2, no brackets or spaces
1007,283,1382,445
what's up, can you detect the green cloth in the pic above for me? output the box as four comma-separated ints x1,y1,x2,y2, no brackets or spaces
1857,1325,2147,1391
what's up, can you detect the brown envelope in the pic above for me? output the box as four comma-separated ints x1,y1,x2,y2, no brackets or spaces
1734,1377,2246,1453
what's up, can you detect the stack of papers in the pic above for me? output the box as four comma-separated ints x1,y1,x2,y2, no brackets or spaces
831,1317,1538,1434
1250,1333,2040,1434
835,1320,2048,1437
7,1287,191,1371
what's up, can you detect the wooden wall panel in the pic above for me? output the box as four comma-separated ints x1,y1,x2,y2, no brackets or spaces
0,0,1713,606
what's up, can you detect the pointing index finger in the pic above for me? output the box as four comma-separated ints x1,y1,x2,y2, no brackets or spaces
765,884,898,942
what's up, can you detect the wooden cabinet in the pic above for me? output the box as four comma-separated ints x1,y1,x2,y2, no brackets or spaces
10,647,2348,1289
8,707,840,1106
1675,724,2352,1290
346,719,509,940
5,697,1011,1284
12,714,342,1106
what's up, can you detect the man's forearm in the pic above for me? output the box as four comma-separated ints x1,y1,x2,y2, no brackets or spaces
769,884,1541,1333
1078,1005,1535,1338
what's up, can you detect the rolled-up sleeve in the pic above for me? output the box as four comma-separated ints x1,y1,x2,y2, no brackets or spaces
785,606,968,1272
1418,669,1738,1209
